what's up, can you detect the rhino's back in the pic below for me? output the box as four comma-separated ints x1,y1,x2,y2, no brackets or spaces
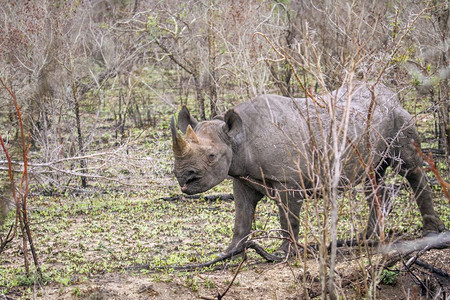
232,83,408,186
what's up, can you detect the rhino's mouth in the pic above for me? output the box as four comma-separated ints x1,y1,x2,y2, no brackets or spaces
185,176,201,186
181,176,202,192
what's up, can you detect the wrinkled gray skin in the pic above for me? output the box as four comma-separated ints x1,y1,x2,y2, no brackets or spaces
0,183,13,226
171,82,445,256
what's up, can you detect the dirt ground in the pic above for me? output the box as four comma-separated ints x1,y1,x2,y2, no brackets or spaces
8,247,447,300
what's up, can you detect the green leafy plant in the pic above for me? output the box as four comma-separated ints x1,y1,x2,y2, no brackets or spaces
380,269,399,286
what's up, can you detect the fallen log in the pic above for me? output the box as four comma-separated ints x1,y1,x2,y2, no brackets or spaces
160,193,234,202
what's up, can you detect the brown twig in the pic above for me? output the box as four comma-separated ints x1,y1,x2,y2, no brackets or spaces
414,259,450,279
127,239,284,273
366,85,385,243
0,77,41,277
382,231,450,282
373,3,433,86
413,141,450,201
0,223,15,254
252,32,326,109
200,251,248,300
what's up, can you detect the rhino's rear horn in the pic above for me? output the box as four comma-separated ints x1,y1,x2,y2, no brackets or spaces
185,125,199,143
171,116,188,157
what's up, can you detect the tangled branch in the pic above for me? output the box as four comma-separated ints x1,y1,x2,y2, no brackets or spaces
0,77,41,277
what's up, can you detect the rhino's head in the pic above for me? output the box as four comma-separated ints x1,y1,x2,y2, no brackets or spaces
171,107,242,195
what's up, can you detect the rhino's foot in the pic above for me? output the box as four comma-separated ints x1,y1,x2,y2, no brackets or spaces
423,214,446,236
422,214,446,237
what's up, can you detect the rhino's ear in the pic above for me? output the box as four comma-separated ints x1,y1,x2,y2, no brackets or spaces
223,109,243,138
178,106,198,134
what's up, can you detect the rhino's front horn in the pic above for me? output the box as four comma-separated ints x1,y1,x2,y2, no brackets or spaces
171,116,188,157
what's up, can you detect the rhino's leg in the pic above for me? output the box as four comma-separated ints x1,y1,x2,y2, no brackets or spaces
275,191,302,257
403,166,445,236
393,125,445,236
365,160,389,238
223,178,263,255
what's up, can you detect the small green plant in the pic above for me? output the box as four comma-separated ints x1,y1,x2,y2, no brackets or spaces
380,269,399,285
184,276,199,292
56,275,72,286
204,278,216,289
13,274,35,287
152,274,161,282
71,287,81,297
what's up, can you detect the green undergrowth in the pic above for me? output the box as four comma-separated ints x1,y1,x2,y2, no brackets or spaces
0,185,275,296
1,177,448,297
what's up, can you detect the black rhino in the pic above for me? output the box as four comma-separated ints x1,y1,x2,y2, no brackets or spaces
170,82,445,256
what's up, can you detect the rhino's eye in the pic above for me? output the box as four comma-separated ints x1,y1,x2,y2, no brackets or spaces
208,153,216,162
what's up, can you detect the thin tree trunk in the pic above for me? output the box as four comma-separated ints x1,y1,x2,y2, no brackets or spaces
73,91,87,188
208,8,217,118
432,0,449,165
194,75,206,120
70,53,87,188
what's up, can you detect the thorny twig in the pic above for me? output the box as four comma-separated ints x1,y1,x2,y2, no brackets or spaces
381,231,449,299
251,31,326,108
200,251,248,300
0,223,15,254
373,2,433,86
0,77,41,277
366,85,385,243
413,141,450,201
